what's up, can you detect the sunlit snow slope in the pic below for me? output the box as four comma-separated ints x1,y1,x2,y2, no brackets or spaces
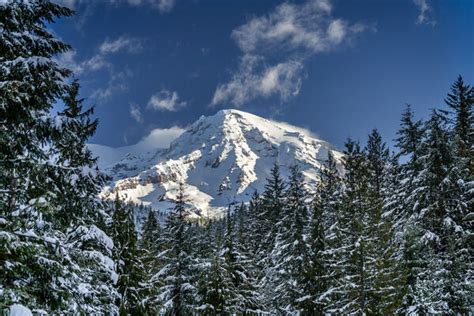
91,109,343,219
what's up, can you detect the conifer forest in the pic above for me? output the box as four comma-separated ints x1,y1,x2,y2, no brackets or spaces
0,1,473,315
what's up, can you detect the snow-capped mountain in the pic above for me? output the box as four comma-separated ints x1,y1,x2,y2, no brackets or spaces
91,109,343,219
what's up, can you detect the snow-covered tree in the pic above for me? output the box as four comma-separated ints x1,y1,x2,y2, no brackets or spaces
139,208,162,313
0,1,117,313
301,151,340,313
269,165,309,313
365,130,400,313
111,196,145,315
331,139,373,314
154,183,197,314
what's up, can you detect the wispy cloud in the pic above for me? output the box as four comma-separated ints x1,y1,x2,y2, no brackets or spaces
99,36,143,54
212,56,304,106
55,50,110,75
90,69,132,102
211,0,372,107
413,0,436,26
126,0,176,13
129,103,143,123
147,89,187,111
56,36,142,102
56,36,141,76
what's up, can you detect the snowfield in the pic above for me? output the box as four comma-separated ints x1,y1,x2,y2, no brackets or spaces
90,109,343,219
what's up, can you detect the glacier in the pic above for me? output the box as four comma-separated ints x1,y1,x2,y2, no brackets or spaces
89,109,343,219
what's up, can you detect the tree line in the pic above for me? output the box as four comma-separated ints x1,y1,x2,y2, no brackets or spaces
113,78,472,313
1,1,472,315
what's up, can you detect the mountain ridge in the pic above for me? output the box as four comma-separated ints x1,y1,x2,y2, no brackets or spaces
90,109,343,219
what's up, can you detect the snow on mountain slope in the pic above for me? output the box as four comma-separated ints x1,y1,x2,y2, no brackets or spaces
95,109,343,219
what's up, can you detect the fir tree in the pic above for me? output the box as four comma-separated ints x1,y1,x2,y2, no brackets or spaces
445,75,474,161
0,2,117,313
260,163,286,249
111,196,145,315
154,183,197,315
365,130,399,313
332,139,373,314
139,208,162,313
302,151,341,314
270,165,308,313
395,104,425,173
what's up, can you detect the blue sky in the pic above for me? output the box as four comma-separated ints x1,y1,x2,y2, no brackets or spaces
53,0,474,150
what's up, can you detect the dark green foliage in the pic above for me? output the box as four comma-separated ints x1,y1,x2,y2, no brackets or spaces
0,1,117,313
111,196,145,315
154,183,197,315
1,11,471,312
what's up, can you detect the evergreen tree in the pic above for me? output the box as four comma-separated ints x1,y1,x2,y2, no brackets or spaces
223,206,261,313
365,130,399,313
391,105,427,313
198,211,240,314
260,163,286,249
401,109,472,313
269,165,308,313
0,2,117,313
246,191,265,269
302,151,340,314
258,164,286,308
139,208,162,313
111,196,145,315
154,183,197,315
445,75,474,163
332,139,373,314
395,104,425,173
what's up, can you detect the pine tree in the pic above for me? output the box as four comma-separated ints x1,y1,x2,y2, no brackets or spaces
395,104,425,173
0,2,117,313
402,110,464,313
391,105,427,313
246,191,265,270
365,130,399,313
154,183,197,315
111,196,145,315
445,76,474,162
269,165,308,313
257,164,287,308
332,139,373,314
198,224,234,315
139,208,162,313
302,151,340,314
198,210,240,314
224,206,261,313
260,163,286,249
443,76,474,313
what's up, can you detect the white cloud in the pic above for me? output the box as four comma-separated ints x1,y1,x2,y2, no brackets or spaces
231,0,338,54
89,125,184,167
55,50,109,75
130,103,143,123
56,36,141,76
56,36,142,103
327,19,346,44
413,0,436,26
212,0,371,107
212,56,303,106
135,126,185,150
99,36,143,54
126,0,175,13
147,89,187,111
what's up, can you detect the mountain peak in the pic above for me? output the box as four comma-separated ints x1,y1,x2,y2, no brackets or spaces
97,109,342,219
